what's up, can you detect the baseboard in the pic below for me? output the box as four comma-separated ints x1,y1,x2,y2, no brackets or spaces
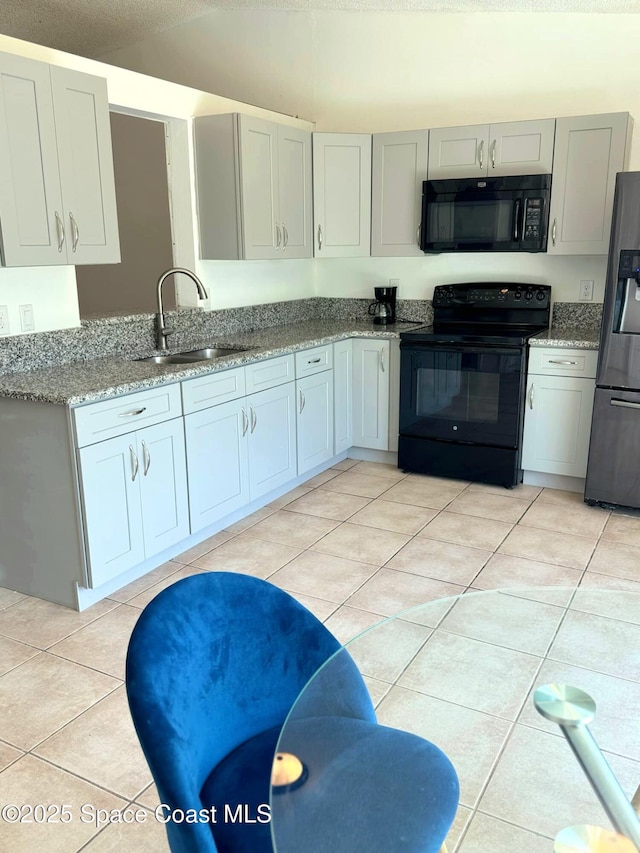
347,447,398,465
522,470,586,494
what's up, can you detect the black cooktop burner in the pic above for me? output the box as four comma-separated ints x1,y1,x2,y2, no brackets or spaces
401,324,546,347
401,282,551,347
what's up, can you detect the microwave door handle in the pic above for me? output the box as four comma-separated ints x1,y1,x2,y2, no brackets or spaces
513,199,521,242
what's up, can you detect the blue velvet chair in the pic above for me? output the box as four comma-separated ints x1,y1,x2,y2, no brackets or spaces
126,572,459,853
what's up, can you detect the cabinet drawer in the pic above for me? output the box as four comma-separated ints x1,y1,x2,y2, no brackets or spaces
182,366,246,415
73,384,182,447
245,354,295,393
528,347,598,378
295,344,333,378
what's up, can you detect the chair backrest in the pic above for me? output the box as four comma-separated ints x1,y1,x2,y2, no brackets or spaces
126,572,374,850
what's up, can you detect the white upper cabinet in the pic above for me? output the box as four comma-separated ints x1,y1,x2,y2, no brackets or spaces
428,119,555,179
49,66,120,265
194,113,312,260
238,115,279,260
313,132,372,257
547,112,632,256
428,124,488,179
0,52,120,267
277,124,313,258
371,130,428,257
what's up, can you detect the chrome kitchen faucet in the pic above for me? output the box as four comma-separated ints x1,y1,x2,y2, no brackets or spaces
156,268,209,350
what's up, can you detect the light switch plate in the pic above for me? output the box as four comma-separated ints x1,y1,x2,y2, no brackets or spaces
0,305,9,335
19,304,35,332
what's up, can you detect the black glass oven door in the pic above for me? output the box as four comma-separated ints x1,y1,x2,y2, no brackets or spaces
399,345,525,447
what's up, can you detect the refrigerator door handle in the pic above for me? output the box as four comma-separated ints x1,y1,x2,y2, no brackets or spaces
611,398,640,410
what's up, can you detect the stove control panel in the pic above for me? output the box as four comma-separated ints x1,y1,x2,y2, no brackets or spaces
433,283,551,309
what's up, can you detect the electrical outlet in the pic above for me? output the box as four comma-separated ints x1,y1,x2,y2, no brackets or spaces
579,280,594,301
19,304,35,332
389,278,400,288
0,305,9,335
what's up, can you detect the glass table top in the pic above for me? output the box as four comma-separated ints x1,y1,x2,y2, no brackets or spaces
269,587,640,852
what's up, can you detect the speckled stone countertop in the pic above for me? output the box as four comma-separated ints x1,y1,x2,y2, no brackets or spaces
529,327,601,349
0,320,418,406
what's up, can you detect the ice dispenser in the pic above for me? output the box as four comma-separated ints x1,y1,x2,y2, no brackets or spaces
615,250,640,334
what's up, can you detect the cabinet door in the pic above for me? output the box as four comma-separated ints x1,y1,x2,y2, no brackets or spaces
371,130,428,257
184,399,250,533
238,114,279,260
50,66,120,265
78,434,145,588
352,339,390,450
548,113,630,255
137,419,189,558
0,52,65,266
247,382,297,499
427,125,489,179
313,132,371,257
333,339,353,454
521,375,595,478
488,119,555,176
297,371,334,475
278,125,312,259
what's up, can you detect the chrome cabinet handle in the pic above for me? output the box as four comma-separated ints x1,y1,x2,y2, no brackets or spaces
275,224,281,249
282,224,288,248
611,398,640,410
69,212,79,252
549,359,578,365
250,406,257,433
129,444,139,481
299,389,305,413
241,407,248,437
490,139,496,168
142,440,150,476
380,349,385,373
317,224,323,251
478,139,484,170
118,407,147,418
55,211,65,252
529,383,535,410
551,218,557,246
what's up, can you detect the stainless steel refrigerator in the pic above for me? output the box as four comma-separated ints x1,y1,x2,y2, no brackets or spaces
585,170,640,509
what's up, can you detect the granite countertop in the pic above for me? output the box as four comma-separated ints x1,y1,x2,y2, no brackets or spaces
0,320,417,406
529,327,601,349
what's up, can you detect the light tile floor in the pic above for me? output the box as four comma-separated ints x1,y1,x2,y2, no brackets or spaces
0,459,639,851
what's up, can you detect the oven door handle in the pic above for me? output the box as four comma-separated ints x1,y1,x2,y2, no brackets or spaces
513,199,522,243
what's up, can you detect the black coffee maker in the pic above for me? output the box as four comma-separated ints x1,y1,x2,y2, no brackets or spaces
368,286,397,325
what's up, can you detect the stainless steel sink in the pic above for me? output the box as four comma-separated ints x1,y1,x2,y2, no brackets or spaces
135,346,247,365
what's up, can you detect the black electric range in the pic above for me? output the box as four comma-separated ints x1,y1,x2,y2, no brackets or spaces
398,282,551,487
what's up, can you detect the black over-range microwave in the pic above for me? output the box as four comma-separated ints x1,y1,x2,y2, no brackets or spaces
420,174,551,253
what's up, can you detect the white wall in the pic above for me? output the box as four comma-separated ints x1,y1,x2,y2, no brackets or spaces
0,34,315,336
102,10,640,305
0,267,79,335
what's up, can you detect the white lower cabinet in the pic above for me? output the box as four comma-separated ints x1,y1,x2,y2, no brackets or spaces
296,370,334,475
78,418,189,588
247,382,297,499
333,339,353,453
521,348,597,479
352,338,390,450
185,399,250,533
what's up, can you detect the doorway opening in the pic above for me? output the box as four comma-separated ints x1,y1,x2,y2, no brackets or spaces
75,111,175,317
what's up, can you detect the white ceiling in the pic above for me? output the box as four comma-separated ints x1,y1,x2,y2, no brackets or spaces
3,0,640,59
